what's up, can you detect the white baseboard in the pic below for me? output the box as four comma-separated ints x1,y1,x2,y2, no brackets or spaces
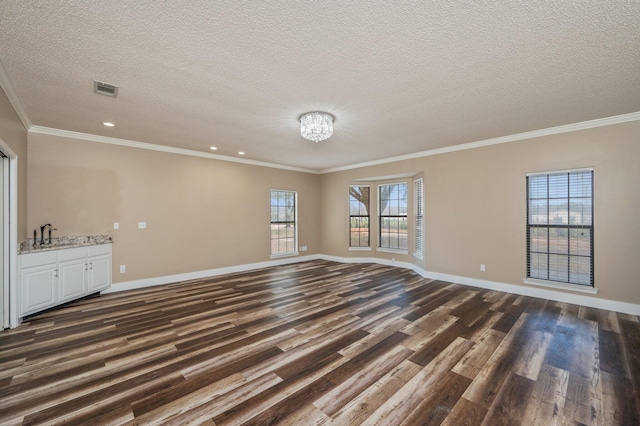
103,254,320,293
411,265,640,316
317,254,415,270
104,254,640,316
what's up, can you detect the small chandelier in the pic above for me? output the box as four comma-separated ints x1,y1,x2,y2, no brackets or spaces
300,111,334,142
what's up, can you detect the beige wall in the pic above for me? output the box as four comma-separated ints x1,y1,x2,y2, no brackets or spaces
320,120,640,305
27,133,321,284
0,86,27,241
22,118,640,306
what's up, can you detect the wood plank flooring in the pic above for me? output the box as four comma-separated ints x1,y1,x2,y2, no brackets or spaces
1,260,639,425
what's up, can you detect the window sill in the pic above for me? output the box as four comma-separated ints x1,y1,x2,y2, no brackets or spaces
523,278,598,294
349,247,372,251
377,248,408,255
270,252,299,260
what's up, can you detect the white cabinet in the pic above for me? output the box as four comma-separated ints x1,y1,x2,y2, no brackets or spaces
18,244,112,317
58,248,87,304
87,245,111,292
20,249,58,315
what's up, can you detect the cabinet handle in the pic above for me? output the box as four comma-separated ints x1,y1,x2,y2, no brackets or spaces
84,263,88,270
89,262,93,270
54,269,58,277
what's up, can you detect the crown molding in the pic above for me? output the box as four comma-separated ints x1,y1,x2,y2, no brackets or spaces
28,126,321,174
24,109,640,176
320,111,640,174
13,82,640,176
0,58,32,130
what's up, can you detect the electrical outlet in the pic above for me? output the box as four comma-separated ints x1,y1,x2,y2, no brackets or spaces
138,222,146,229
480,264,486,272
299,246,307,252
120,265,126,273
113,222,119,230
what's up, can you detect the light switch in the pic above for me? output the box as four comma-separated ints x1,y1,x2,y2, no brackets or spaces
113,222,119,230
138,222,147,229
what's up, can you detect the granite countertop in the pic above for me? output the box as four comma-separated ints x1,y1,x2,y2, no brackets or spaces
19,235,113,254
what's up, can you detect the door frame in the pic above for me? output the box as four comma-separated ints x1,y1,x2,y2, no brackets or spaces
0,137,18,329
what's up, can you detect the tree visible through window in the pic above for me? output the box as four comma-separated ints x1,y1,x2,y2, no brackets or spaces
527,169,593,286
379,183,408,250
270,190,297,256
349,185,370,247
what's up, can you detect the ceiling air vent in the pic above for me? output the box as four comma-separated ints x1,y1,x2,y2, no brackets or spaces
93,81,119,97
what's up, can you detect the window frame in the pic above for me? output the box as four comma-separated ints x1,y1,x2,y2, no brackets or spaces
349,185,371,250
414,178,424,259
377,182,409,254
270,189,298,258
525,168,595,293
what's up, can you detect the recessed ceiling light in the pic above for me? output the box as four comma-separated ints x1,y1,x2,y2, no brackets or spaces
238,151,245,155
209,146,218,150
102,122,115,127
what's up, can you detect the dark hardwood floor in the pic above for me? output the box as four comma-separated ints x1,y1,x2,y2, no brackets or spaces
1,260,639,425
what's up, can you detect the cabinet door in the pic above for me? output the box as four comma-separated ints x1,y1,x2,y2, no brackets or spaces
59,259,87,303
20,265,57,316
88,255,111,292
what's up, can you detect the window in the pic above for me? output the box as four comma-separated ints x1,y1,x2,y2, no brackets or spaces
379,183,408,251
527,169,593,286
349,185,370,247
270,190,297,256
414,178,424,258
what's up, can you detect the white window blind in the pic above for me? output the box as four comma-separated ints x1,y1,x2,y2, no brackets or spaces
414,178,423,257
526,169,593,286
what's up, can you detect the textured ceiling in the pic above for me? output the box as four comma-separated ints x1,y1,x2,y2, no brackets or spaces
0,1,639,171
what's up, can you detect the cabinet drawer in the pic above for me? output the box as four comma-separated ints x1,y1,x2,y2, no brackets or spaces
88,244,111,257
58,247,86,261
19,251,58,268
